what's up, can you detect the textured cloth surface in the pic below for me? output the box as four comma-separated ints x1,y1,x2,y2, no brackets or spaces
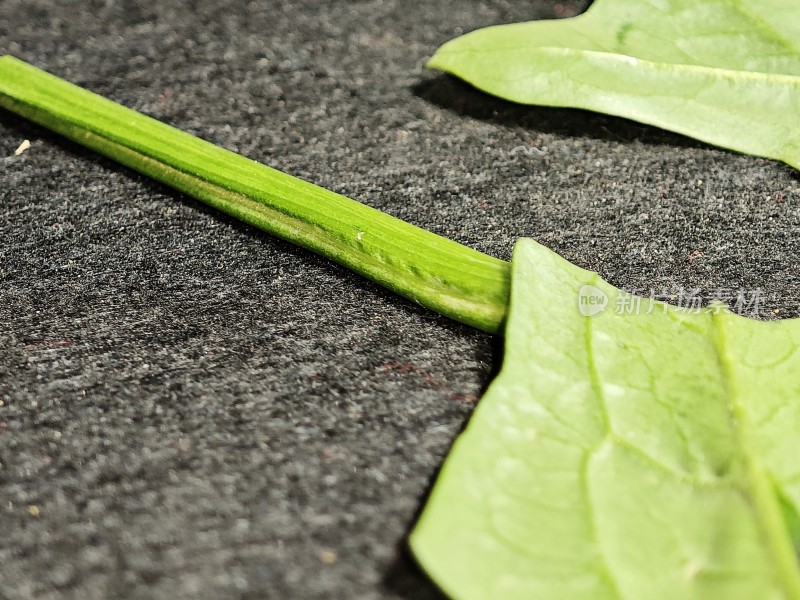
1,1,799,598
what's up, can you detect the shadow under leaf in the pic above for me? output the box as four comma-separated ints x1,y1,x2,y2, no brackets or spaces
414,73,716,151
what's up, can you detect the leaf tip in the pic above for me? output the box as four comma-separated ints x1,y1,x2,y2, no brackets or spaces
425,51,448,73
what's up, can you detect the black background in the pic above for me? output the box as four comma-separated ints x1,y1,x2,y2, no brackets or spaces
1,1,798,598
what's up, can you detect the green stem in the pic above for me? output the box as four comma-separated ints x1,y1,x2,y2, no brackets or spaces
0,55,510,333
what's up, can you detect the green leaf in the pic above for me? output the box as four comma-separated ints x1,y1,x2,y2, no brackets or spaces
411,238,800,599
428,0,800,171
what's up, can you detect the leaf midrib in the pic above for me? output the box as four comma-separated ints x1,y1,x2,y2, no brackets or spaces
435,44,800,85
581,304,800,598
710,312,800,599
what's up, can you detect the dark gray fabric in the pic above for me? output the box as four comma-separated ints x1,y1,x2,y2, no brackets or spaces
1,1,798,598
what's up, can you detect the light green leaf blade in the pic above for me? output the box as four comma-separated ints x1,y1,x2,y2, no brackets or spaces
427,0,800,171
410,238,800,599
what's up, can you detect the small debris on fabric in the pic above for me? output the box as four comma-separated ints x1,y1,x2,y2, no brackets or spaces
319,550,337,565
14,139,31,156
